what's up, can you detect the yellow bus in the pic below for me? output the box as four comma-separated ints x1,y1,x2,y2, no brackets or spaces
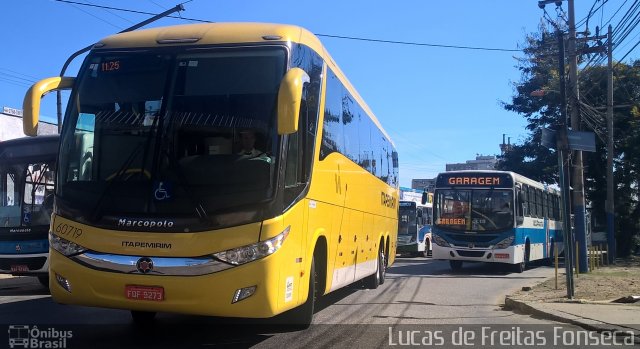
22,22,399,327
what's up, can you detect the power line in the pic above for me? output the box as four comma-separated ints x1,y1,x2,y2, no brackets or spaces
63,0,122,30
53,0,521,53
54,0,208,23
85,0,136,25
0,68,38,82
314,34,521,52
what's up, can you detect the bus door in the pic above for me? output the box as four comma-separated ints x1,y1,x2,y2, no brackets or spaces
544,194,551,259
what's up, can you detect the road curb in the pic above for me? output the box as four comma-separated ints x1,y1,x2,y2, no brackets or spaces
504,296,640,344
504,297,577,325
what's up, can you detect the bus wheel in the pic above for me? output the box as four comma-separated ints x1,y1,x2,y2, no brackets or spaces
37,275,49,289
365,246,385,289
423,240,431,258
283,258,316,328
513,261,525,273
131,310,156,325
379,245,387,285
449,260,463,271
546,241,555,266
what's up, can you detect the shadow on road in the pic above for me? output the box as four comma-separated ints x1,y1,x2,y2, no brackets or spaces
388,259,552,279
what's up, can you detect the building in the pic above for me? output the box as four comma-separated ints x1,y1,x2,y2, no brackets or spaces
445,155,497,172
1,106,57,141
411,178,436,192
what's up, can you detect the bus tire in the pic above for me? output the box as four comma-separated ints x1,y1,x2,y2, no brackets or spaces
449,260,463,271
131,310,156,325
282,258,316,328
365,245,385,289
514,242,530,273
546,240,555,266
379,243,387,285
423,240,431,258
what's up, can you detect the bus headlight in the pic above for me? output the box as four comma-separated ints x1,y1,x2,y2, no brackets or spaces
432,234,450,247
49,233,87,256
494,236,515,249
213,226,290,266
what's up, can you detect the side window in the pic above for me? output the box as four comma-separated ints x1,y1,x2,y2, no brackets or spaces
358,110,372,172
1,170,18,207
320,69,343,160
318,66,397,187
517,187,524,218
530,186,538,218
380,136,389,184
342,92,358,163
544,192,550,218
521,185,529,217
284,131,300,188
63,113,95,182
391,150,399,188
285,44,321,193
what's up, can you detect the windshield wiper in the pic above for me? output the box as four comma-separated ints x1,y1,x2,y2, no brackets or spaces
88,142,145,222
159,118,212,223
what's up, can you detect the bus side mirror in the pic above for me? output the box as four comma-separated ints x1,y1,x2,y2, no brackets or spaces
277,68,309,135
421,192,428,205
23,77,75,136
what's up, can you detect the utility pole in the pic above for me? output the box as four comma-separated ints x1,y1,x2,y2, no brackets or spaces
538,0,575,298
567,0,589,273
556,29,575,298
606,24,616,264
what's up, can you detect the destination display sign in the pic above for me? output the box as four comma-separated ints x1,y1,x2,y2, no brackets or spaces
399,201,417,208
436,172,513,188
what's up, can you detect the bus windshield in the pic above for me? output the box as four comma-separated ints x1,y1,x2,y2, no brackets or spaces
398,205,417,236
57,47,287,222
434,189,513,232
0,162,55,228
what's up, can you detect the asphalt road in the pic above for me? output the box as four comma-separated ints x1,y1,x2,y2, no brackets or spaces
0,258,570,349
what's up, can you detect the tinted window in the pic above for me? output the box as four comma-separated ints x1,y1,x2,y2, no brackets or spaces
320,68,397,187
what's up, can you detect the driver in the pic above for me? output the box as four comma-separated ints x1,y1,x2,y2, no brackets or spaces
237,130,263,159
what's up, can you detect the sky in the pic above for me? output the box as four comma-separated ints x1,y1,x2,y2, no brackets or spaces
2,0,638,188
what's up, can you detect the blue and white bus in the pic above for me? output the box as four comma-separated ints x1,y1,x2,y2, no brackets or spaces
397,201,433,257
429,170,563,272
0,135,58,287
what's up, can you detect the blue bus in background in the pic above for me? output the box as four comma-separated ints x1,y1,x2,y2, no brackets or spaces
429,170,563,272
397,188,433,257
0,135,58,287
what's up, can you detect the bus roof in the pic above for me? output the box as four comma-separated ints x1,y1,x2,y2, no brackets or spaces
0,135,59,161
94,22,393,146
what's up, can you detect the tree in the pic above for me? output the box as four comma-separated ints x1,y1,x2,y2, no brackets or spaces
499,26,640,256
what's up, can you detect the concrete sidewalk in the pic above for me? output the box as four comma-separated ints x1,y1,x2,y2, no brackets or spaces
505,296,640,344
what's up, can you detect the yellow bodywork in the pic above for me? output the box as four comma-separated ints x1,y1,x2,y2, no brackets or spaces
40,22,398,318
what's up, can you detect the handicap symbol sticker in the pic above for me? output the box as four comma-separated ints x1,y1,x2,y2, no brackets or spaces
153,181,173,201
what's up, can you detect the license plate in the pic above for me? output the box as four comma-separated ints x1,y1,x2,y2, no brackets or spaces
125,285,164,301
10,265,29,272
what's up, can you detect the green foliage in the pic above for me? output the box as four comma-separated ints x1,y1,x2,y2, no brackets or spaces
500,26,640,256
